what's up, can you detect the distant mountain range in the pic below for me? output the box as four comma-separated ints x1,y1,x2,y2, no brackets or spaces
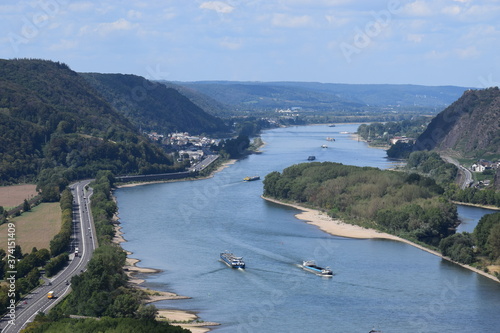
415,87,500,159
173,81,470,114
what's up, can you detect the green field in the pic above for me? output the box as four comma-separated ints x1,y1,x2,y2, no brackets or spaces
0,203,61,253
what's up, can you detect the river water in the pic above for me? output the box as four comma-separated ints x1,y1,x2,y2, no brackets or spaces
114,124,500,333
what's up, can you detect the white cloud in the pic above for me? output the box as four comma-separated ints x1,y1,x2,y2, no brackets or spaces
442,5,461,16
80,18,137,36
278,0,351,7
325,14,349,27
401,1,434,17
406,33,423,43
49,39,78,51
424,50,448,60
162,8,177,20
455,46,479,59
68,2,94,12
462,25,499,40
424,46,480,60
99,18,135,34
127,10,143,20
219,37,242,50
272,13,312,28
199,1,235,14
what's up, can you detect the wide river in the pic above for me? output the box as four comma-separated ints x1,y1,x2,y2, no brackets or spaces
114,124,500,333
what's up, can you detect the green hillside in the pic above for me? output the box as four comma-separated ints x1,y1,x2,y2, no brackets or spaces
0,59,181,190
82,73,229,135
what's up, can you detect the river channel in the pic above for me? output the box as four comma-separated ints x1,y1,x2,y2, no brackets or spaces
114,124,500,333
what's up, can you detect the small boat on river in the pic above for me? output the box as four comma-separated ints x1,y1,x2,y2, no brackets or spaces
221,251,245,269
307,156,316,161
301,260,332,277
243,176,260,181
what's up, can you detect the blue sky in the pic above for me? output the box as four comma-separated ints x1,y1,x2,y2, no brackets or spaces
1,0,500,87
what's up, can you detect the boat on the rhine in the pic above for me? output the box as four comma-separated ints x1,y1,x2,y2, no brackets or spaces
220,251,245,269
243,176,260,181
301,260,332,277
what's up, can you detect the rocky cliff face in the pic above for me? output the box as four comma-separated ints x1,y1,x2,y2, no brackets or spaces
414,87,500,158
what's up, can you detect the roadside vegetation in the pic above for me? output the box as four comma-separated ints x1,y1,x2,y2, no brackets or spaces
404,151,458,186
24,171,187,332
0,187,71,316
395,150,500,272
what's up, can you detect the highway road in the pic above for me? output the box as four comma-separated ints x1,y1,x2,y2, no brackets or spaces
0,180,96,333
442,155,474,189
189,154,219,172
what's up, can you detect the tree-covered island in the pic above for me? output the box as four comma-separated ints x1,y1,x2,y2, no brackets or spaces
263,162,457,247
263,162,500,279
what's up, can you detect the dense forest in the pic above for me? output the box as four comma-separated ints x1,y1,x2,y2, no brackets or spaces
404,151,458,185
0,59,188,197
81,73,229,136
263,162,457,246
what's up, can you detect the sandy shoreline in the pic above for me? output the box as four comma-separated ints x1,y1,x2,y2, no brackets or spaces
262,196,500,283
113,223,219,332
111,160,240,332
452,201,500,211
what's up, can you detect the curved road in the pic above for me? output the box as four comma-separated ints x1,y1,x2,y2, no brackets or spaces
1,180,96,333
442,155,473,189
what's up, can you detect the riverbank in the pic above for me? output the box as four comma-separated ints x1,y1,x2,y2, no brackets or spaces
453,201,500,211
112,223,220,332
112,159,238,331
117,159,237,189
262,196,500,283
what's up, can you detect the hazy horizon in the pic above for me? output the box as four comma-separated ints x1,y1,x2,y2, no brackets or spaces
2,1,499,88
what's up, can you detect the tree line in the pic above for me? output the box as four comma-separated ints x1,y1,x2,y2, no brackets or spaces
263,162,457,247
0,189,74,315
25,171,186,332
263,161,500,277
439,212,500,277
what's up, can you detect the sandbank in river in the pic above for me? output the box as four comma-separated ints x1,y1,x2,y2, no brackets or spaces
262,196,500,283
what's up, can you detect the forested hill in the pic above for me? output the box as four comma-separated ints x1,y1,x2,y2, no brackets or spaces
159,80,233,118
414,87,500,158
175,81,468,114
0,59,180,189
81,73,229,135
